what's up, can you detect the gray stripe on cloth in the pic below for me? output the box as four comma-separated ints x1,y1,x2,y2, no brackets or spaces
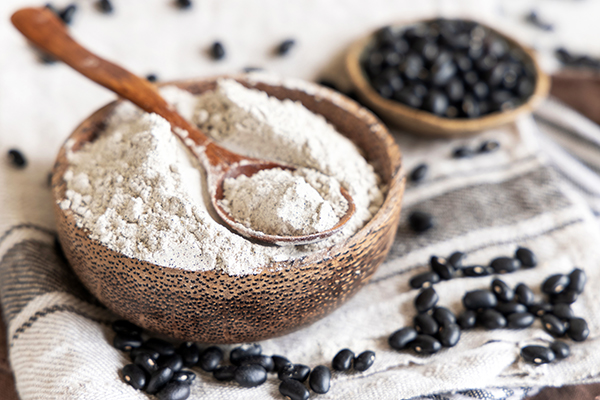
0,240,95,324
387,166,571,260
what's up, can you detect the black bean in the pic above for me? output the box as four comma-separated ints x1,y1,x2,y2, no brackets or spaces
479,140,500,153
507,312,535,329
7,149,27,168
430,256,455,280
272,355,292,373
410,334,442,354
410,163,428,182
496,302,528,315
448,251,465,268
542,314,567,337
567,268,586,294
551,290,578,305
462,265,494,277
415,286,439,313
146,367,174,394
424,90,449,115
278,364,310,382
198,346,223,372
515,283,535,306
491,279,515,302
542,274,570,295
332,349,354,371
157,381,191,400
389,327,418,350
235,364,267,387
96,0,113,14
458,310,477,330
438,323,461,347
121,364,146,390
277,39,296,56
175,0,192,9
515,247,537,268
446,78,465,102
525,11,554,32
279,379,309,400
455,54,472,72
414,313,439,336
552,304,574,320
244,66,264,73
529,302,553,317
463,289,497,310
490,257,521,274
59,4,77,24
172,370,196,384
550,340,570,360
517,78,535,98
410,271,441,289
213,365,237,381
134,352,159,374
453,146,474,158
461,94,480,119
230,344,262,365
567,318,589,342
409,211,434,232
238,355,274,372
144,338,176,356
521,345,555,365
433,307,457,326
394,88,423,108
177,342,200,367
309,365,331,394
112,320,142,335
478,309,507,329
210,41,226,60
146,74,158,83
473,82,489,99
113,333,142,351
354,351,376,372
130,346,160,362
158,353,183,372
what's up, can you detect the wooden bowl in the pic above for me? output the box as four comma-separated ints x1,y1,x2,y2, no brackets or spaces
52,76,405,344
346,19,551,137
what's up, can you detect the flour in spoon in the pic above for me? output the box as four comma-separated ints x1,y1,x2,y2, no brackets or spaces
60,78,383,275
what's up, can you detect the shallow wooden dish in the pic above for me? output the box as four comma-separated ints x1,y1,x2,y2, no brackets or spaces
52,75,405,344
346,19,551,137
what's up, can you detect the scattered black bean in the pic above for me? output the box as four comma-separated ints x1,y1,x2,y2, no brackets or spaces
277,39,296,56
550,341,570,360
172,370,196,384
332,349,355,371
238,355,274,372
410,271,441,289
491,279,515,302
175,0,192,9
567,268,586,294
235,364,267,387
551,290,578,305
479,140,500,153
96,0,113,14
433,307,456,326
113,333,142,351
497,302,528,316
177,342,200,367
272,355,292,373
210,41,226,60
389,327,418,350
555,48,600,70
525,11,554,31
7,149,27,168
515,247,537,268
353,351,376,372
529,302,553,317
457,310,477,330
230,344,262,365
552,304,575,320
462,265,494,277
438,323,461,347
410,334,442,354
213,365,237,381
146,74,158,82
145,338,176,356
414,313,439,336
490,257,521,274
130,346,160,362
198,346,223,372
521,345,555,365
121,363,146,390
309,365,331,394
146,367,174,394
156,381,191,400
567,317,589,342
158,353,183,372
279,378,309,400
430,256,455,280
278,364,310,382
542,314,567,337
478,309,507,329
59,4,77,24
409,211,434,232
515,283,535,306
507,312,535,329
448,252,465,268
453,146,474,159
542,274,570,295
463,289,497,310
134,352,159,374
243,66,264,73
415,286,439,313
410,163,428,182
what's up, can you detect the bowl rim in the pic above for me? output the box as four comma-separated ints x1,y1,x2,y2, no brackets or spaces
345,17,551,137
53,74,405,276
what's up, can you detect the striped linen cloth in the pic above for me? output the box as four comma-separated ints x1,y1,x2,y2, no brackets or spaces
1,97,600,399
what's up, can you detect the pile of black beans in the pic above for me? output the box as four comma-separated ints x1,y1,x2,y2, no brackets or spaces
362,19,536,119
392,247,589,365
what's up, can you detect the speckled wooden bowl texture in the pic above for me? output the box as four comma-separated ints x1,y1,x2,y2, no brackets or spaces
52,76,405,344
346,19,551,137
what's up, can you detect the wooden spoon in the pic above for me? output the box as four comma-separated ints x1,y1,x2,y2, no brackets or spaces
11,7,355,245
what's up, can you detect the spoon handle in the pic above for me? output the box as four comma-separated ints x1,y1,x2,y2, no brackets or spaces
11,7,213,150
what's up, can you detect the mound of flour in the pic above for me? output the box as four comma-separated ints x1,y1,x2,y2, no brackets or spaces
60,78,383,275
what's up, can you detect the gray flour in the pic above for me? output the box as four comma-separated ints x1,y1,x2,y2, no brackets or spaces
60,79,383,275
